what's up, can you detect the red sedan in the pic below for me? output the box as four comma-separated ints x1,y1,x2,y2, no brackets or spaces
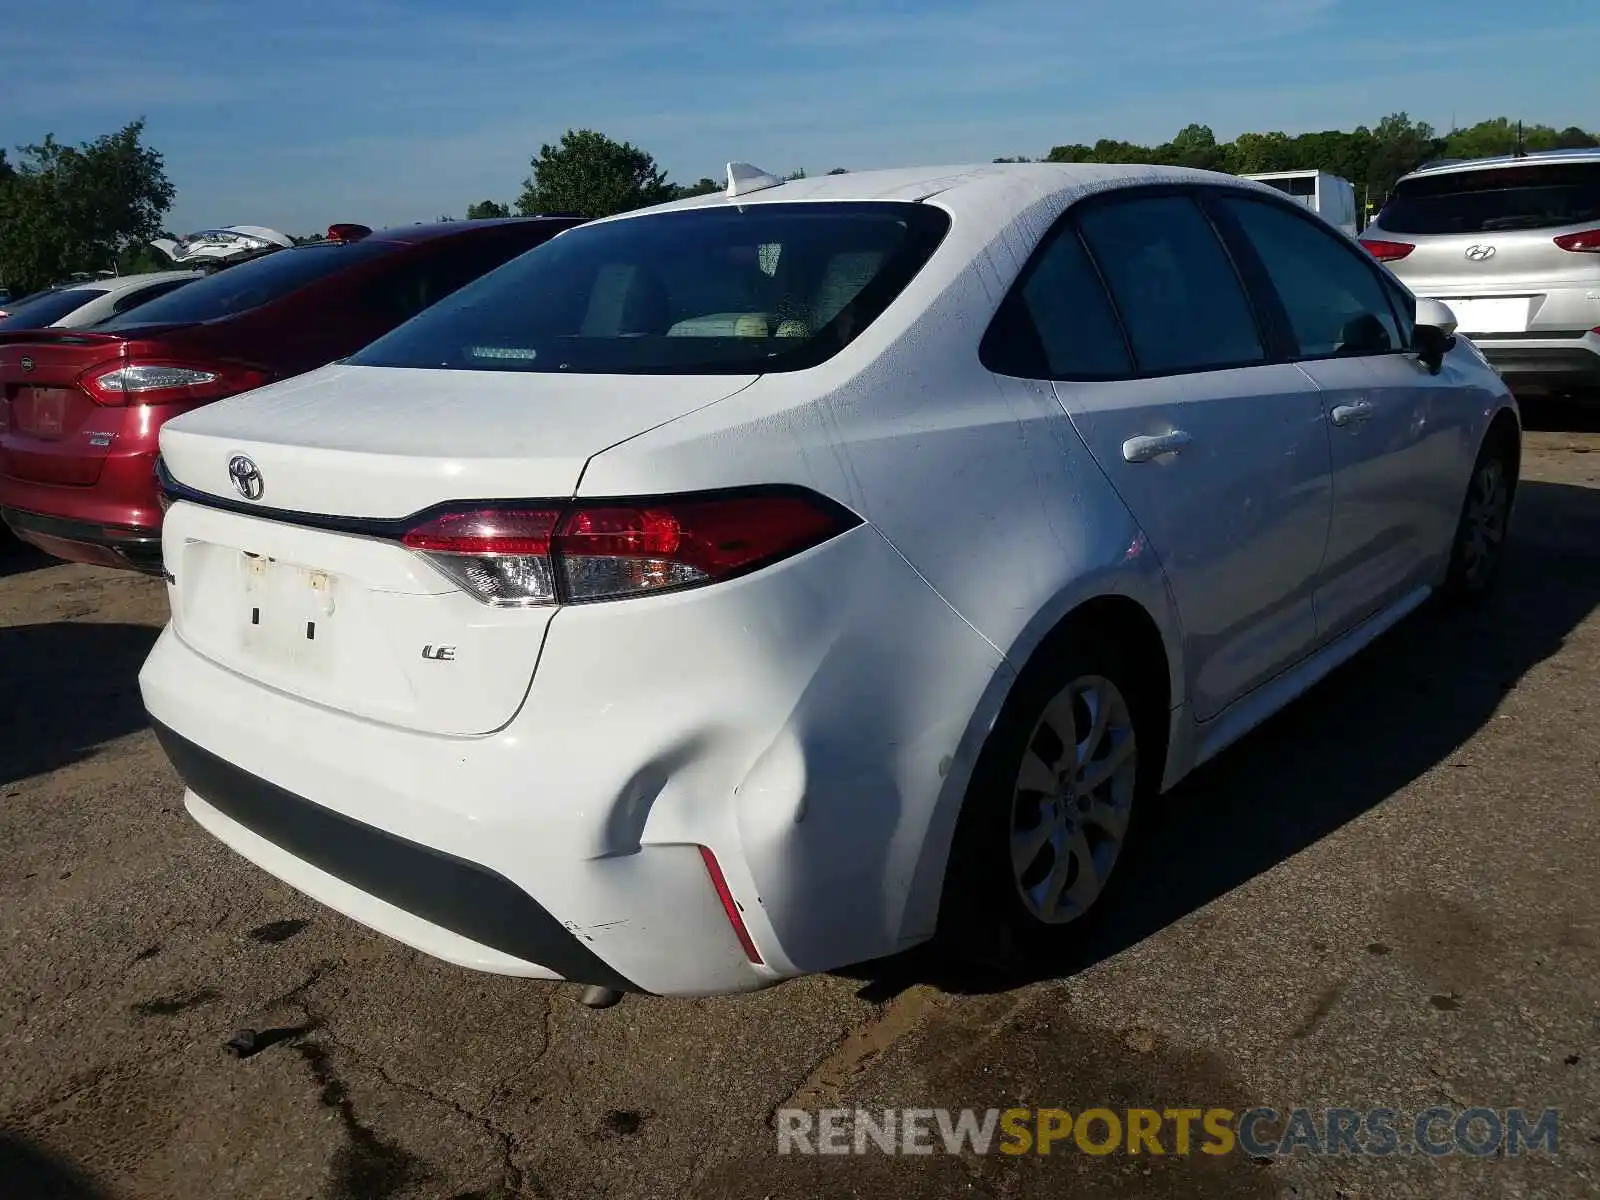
0,216,582,572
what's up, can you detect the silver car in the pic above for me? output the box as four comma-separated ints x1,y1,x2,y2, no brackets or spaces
1360,149,1600,399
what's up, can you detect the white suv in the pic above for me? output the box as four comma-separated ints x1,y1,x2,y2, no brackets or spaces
140,163,1518,997
1360,149,1600,400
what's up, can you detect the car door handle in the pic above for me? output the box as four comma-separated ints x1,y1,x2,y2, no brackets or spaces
1330,401,1373,427
1122,430,1193,463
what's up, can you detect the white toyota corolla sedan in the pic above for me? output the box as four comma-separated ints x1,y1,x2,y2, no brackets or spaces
140,162,1519,998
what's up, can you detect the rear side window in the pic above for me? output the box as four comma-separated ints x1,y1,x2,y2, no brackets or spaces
1221,196,1401,357
981,227,1131,378
0,288,107,329
98,240,395,329
108,277,195,317
1077,195,1265,374
348,202,951,375
1377,162,1600,235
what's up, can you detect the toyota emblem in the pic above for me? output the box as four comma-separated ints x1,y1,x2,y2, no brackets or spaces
19,355,34,373
227,454,264,501
1464,244,1497,262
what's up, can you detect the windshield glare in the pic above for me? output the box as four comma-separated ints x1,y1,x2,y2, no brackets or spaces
348,202,951,375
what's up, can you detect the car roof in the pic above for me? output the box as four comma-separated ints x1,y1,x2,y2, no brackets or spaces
361,216,582,246
1400,147,1600,184
60,270,203,294
596,161,1279,226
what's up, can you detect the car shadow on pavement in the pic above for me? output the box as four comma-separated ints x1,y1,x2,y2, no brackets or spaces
849,477,1600,997
0,1132,111,1200
1520,396,1600,434
0,622,160,786
0,539,54,579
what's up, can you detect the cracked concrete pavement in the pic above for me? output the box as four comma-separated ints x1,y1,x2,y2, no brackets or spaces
2,411,1598,1199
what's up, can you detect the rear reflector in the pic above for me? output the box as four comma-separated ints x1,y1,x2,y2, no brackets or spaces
697,845,763,964
1358,239,1415,262
401,489,857,607
1553,229,1600,253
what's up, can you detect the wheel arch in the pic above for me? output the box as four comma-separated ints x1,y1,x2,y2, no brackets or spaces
897,585,1181,948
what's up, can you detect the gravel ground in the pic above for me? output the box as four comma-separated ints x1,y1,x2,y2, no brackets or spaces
2,409,1597,1200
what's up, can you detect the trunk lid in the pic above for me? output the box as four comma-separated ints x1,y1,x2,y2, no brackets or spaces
0,331,129,485
159,363,758,736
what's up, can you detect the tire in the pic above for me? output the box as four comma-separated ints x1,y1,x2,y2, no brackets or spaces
936,631,1159,971
1439,430,1517,605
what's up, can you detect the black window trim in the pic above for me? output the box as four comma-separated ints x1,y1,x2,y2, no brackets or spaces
1199,186,1419,364
980,182,1281,384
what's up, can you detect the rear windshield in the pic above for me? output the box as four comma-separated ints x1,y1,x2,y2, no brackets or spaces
348,202,952,375
0,288,107,329
1378,161,1600,235
98,239,396,329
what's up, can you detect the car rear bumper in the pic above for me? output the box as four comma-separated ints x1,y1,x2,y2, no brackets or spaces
0,436,166,571
151,719,639,990
1,504,164,573
138,522,1007,996
1466,330,1600,395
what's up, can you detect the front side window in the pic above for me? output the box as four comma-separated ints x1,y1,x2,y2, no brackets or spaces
348,202,951,375
1221,196,1401,357
1077,194,1265,374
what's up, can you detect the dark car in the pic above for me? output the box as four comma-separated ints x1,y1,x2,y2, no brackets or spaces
0,217,583,571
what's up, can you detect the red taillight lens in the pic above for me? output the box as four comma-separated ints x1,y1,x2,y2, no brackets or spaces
1359,239,1415,262
1553,229,1600,253
400,490,856,607
79,360,269,406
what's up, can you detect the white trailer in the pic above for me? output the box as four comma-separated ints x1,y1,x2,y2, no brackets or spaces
1240,170,1359,237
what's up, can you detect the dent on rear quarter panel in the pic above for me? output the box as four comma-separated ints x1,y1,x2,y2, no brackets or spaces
576,173,1189,950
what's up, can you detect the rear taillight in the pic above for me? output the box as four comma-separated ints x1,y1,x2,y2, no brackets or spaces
400,489,858,607
1359,239,1415,262
79,360,269,406
1553,229,1600,253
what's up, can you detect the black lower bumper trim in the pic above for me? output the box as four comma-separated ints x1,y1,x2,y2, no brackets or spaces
2,506,164,573
1476,344,1600,391
149,720,641,993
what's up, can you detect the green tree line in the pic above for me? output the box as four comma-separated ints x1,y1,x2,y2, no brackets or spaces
5,114,1596,293
1005,114,1599,211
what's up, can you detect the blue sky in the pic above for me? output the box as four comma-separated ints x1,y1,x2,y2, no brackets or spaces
3,0,1597,236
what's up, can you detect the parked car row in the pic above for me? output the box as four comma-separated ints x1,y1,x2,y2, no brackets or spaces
7,159,1527,1001
0,216,582,569
0,272,204,332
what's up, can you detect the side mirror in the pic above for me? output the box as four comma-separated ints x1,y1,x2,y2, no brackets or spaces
1415,296,1458,336
1412,297,1458,374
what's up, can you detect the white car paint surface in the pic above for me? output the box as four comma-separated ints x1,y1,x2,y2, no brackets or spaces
139,162,1518,997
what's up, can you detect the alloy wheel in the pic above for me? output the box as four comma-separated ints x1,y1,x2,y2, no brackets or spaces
1009,674,1138,925
1460,456,1510,588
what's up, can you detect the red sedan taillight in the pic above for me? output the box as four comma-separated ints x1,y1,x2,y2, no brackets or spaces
400,490,858,607
1358,239,1415,262
79,360,269,406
